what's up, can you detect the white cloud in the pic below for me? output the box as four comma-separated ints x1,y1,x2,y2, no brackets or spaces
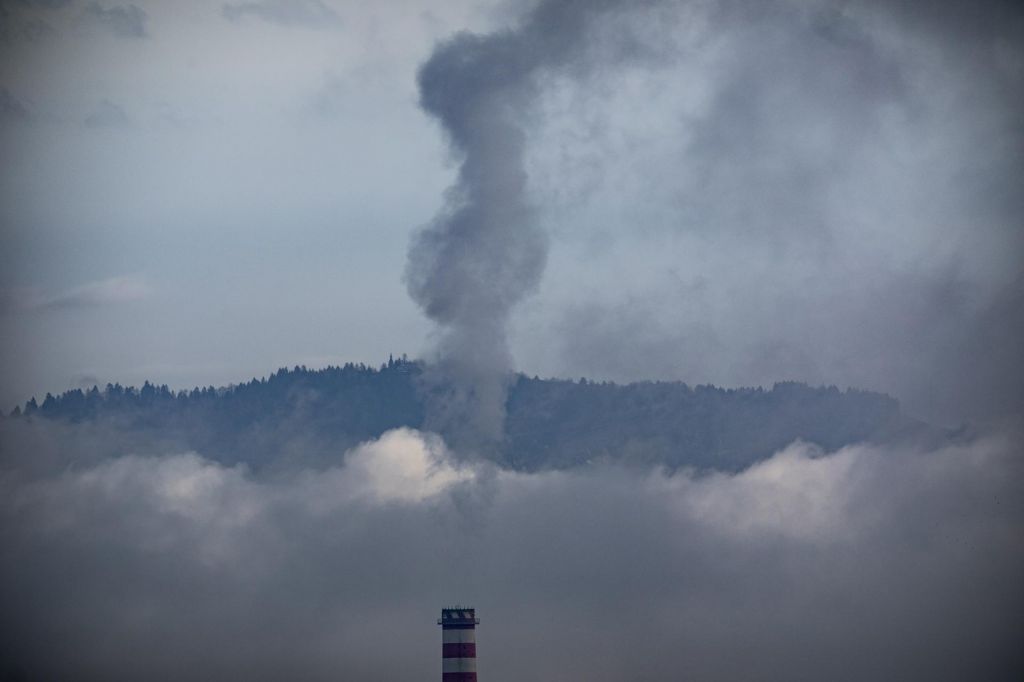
668,440,860,542
300,428,476,510
338,427,474,503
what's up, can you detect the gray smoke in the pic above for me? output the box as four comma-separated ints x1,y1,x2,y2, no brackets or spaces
405,0,658,447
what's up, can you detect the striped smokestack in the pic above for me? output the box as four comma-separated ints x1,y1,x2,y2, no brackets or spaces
438,607,479,681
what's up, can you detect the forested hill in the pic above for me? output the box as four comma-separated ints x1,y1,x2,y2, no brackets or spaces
8,359,917,472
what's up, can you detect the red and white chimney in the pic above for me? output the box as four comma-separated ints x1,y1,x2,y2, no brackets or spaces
438,607,479,681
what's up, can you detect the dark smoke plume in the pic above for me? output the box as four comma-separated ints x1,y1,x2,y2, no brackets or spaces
405,0,653,447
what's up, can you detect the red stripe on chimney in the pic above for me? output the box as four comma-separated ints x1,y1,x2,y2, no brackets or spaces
442,643,477,658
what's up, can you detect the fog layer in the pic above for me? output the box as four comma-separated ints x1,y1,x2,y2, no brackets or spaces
2,422,1021,680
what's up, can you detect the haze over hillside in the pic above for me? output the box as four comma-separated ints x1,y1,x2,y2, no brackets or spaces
10,358,922,473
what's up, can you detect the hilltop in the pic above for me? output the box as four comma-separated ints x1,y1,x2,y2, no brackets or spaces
9,358,919,472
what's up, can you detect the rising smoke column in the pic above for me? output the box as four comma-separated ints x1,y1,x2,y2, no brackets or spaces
406,0,647,447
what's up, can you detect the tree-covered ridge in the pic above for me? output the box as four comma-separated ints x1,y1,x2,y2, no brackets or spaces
9,358,912,472
16,358,423,434
505,377,906,471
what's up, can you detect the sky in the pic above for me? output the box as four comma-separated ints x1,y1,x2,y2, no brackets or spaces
1,0,1021,426
1,1,1023,679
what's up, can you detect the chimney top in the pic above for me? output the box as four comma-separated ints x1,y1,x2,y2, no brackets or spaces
438,608,479,625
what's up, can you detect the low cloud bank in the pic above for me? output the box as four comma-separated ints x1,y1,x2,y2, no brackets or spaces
1,424,1021,680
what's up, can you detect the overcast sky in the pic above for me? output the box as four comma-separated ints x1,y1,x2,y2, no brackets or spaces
1,0,1021,425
